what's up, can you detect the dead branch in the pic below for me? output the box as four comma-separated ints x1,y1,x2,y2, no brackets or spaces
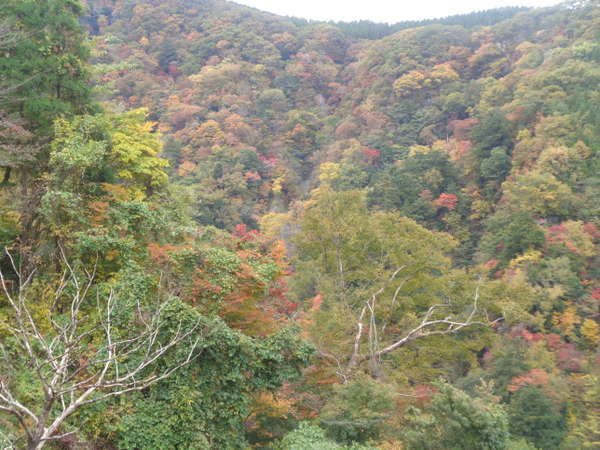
0,249,202,449
344,276,502,377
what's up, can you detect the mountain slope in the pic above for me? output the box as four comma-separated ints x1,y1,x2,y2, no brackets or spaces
83,0,600,447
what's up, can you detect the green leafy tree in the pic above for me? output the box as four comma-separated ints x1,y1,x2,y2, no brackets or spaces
369,147,459,225
508,387,567,450
0,0,94,261
480,147,512,183
293,188,529,380
319,378,396,444
564,375,600,448
479,210,545,266
276,422,373,450
39,110,170,271
503,171,578,219
0,0,92,133
471,109,514,160
102,323,312,449
403,382,510,450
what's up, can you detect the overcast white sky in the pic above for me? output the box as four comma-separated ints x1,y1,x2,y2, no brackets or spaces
234,0,560,23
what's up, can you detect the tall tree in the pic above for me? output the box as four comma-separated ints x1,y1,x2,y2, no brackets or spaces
0,0,92,133
0,0,94,263
292,187,530,380
402,382,510,450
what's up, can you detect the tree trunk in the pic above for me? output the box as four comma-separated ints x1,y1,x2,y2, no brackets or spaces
27,436,44,450
1,166,11,185
17,169,43,273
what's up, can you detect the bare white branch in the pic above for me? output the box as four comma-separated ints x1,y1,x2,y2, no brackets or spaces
0,249,202,449
339,275,502,377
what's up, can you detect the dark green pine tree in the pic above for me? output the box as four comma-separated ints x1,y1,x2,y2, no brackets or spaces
0,0,93,134
508,387,568,450
0,0,94,260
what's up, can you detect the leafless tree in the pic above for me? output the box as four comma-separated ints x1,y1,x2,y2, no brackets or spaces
0,250,202,450
342,269,503,380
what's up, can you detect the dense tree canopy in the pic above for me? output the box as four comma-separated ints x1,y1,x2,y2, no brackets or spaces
1,0,599,447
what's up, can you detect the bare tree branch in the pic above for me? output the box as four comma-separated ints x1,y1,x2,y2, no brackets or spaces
342,276,502,378
0,249,203,449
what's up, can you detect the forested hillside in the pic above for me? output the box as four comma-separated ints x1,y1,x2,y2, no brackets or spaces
0,0,599,448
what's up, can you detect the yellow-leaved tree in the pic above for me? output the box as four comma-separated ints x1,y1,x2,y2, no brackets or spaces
108,109,169,195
